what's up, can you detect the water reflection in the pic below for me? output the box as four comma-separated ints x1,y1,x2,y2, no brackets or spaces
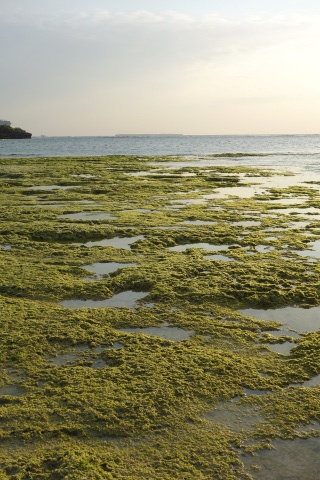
204,254,234,262
203,186,266,199
267,197,306,205
232,220,261,226
59,211,116,220
295,373,320,388
182,220,217,225
267,342,294,355
60,291,149,309
169,243,233,252
73,235,144,249
243,436,320,480
295,239,320,258
119,322,194,341
240,306,320,333
270,206,320,216
83,262,137,279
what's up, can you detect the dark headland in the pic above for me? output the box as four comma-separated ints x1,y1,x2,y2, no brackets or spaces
0,121,32,139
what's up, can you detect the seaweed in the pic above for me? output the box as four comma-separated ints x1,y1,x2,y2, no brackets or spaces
0,155,320,478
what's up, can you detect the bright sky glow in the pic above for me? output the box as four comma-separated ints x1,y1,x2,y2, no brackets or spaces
1,0,320,135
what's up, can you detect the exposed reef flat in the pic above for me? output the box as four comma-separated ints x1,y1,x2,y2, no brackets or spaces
0,154,320,479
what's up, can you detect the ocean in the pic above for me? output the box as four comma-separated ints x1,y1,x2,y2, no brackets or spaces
1,134,320,174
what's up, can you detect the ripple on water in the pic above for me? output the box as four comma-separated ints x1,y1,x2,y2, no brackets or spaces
240,306,320,333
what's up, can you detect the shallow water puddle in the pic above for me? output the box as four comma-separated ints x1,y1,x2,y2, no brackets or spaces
73,235,144,249
203,186,266,199
168,243,233,252
48,352,80,366
170,198,207,206
60,291,149,309
119,322,194,341
59,211,116,220
132,208,156,213
232,220,261,227
204,254,234,262
270,206,320,216
83,262,137,279
295,239,320,258
28,185,80,191
70,174,97,178
266,197,307,205
182,220,217,225
204,399,264,432
243,388,269,397
240,306,320,333
26,203,69,208
254,245,275,253
300,373,320,387
291,373,320,388
103,291,149,308
289,221,310,229
262,329,301,339
0,385,25,396
47,343,124,369
267,341,295,355
0,244,11,250
243,436,320,480
149,225,186,230
91,359,107,370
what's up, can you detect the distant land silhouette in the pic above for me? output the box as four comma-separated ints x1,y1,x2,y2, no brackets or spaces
0,122,32,139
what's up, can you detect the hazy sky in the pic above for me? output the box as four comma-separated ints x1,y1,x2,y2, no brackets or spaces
2,0,320,135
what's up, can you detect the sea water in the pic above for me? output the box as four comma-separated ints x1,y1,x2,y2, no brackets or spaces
1,134,320,174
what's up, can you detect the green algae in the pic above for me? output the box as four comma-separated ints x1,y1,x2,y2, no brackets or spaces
1,155,320,478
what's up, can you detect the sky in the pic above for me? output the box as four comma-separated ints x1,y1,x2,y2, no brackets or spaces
1,0,320,136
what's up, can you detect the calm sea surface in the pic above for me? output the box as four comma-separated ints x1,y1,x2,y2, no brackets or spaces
1,135,320,173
